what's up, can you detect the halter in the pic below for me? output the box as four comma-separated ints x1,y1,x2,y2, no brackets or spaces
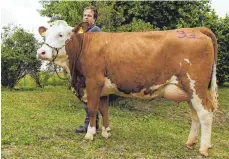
43,42,70,80
42,42,65,62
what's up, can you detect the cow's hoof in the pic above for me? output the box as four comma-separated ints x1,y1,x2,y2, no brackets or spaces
106,127,111,131
84,133,94,140
185,141,196,150
186,144,195,150
102,127,111,139
199,147,209,157
208,144,213,149
102,131,111,139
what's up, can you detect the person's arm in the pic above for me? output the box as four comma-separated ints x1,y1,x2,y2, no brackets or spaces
88,26,101,32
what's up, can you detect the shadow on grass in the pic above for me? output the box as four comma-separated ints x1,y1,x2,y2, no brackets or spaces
1,86,39,92
13,87,39,91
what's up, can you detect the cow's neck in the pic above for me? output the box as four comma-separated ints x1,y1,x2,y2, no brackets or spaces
66,33,86,99
68,34,84,72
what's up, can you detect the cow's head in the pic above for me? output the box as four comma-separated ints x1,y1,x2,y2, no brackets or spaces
36,20,89,72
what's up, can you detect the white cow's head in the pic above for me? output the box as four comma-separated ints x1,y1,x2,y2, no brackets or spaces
37,20,72,62
37,20,89,73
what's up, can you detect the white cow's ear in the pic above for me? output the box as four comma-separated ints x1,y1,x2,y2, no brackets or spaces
38,26,47,37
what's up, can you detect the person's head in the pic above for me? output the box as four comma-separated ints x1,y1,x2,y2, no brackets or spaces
83,6,98,28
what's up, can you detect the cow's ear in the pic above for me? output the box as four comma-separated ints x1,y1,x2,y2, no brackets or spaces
39,26,47,37
72,22,89,34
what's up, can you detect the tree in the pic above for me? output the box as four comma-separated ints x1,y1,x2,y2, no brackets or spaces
115,1,210,29
1,24,41,89
39,1,125,32
38,1,228,86
39,1,212,31
215,15,229,86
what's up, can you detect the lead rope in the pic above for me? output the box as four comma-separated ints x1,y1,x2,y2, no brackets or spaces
46,42,70,81
52,48,70,81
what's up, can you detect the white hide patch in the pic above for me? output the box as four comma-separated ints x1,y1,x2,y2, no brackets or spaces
168,75,179,84
186,73,203,111
184,58,192,65
82,76,188,102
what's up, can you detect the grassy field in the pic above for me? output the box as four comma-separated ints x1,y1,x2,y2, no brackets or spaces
1,86,229,159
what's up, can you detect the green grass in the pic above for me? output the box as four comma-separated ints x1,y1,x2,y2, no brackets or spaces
1,86,229,158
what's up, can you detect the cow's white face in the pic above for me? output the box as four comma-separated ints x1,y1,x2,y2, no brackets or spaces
37,20,72,62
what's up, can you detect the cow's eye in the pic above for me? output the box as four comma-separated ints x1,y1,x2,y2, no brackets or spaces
59,33,63,37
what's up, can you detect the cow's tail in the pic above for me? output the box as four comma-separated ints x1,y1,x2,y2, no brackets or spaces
210,63,219,110
197,27,218,64
197,27,219,109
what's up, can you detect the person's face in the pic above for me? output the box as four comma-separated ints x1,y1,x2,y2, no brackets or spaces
83,9,95,27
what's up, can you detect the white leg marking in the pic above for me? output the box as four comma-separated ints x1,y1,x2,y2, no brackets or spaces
101,126,111,139
186,73,213,156
84,125,96,140
198,110,213,149
189,119,200,139
186,118,200,148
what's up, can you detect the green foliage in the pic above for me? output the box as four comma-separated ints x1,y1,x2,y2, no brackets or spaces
117,18,156,32
215,15,229,86
115,1,210,29
1,24,41,89
39,1,90,26
95,1,125,32
39,1,229,86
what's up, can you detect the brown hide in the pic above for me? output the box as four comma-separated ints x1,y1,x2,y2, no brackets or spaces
67,28,213,91
66,27,216,110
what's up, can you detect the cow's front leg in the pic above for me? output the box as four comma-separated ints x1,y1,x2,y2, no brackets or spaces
99,96,111,139
84,78,103,140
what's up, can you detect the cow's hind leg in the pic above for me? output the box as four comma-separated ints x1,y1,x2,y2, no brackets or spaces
186,74,213,157
195,106,213,157
99,96,111,139
196,97,214,157
186,101,200,150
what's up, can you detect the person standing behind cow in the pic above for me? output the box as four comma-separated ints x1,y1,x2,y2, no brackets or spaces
75,6,102,133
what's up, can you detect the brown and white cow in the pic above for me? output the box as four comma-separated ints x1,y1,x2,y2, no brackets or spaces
37,20,218,157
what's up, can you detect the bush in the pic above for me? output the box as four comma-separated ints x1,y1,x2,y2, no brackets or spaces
15,73,69,88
